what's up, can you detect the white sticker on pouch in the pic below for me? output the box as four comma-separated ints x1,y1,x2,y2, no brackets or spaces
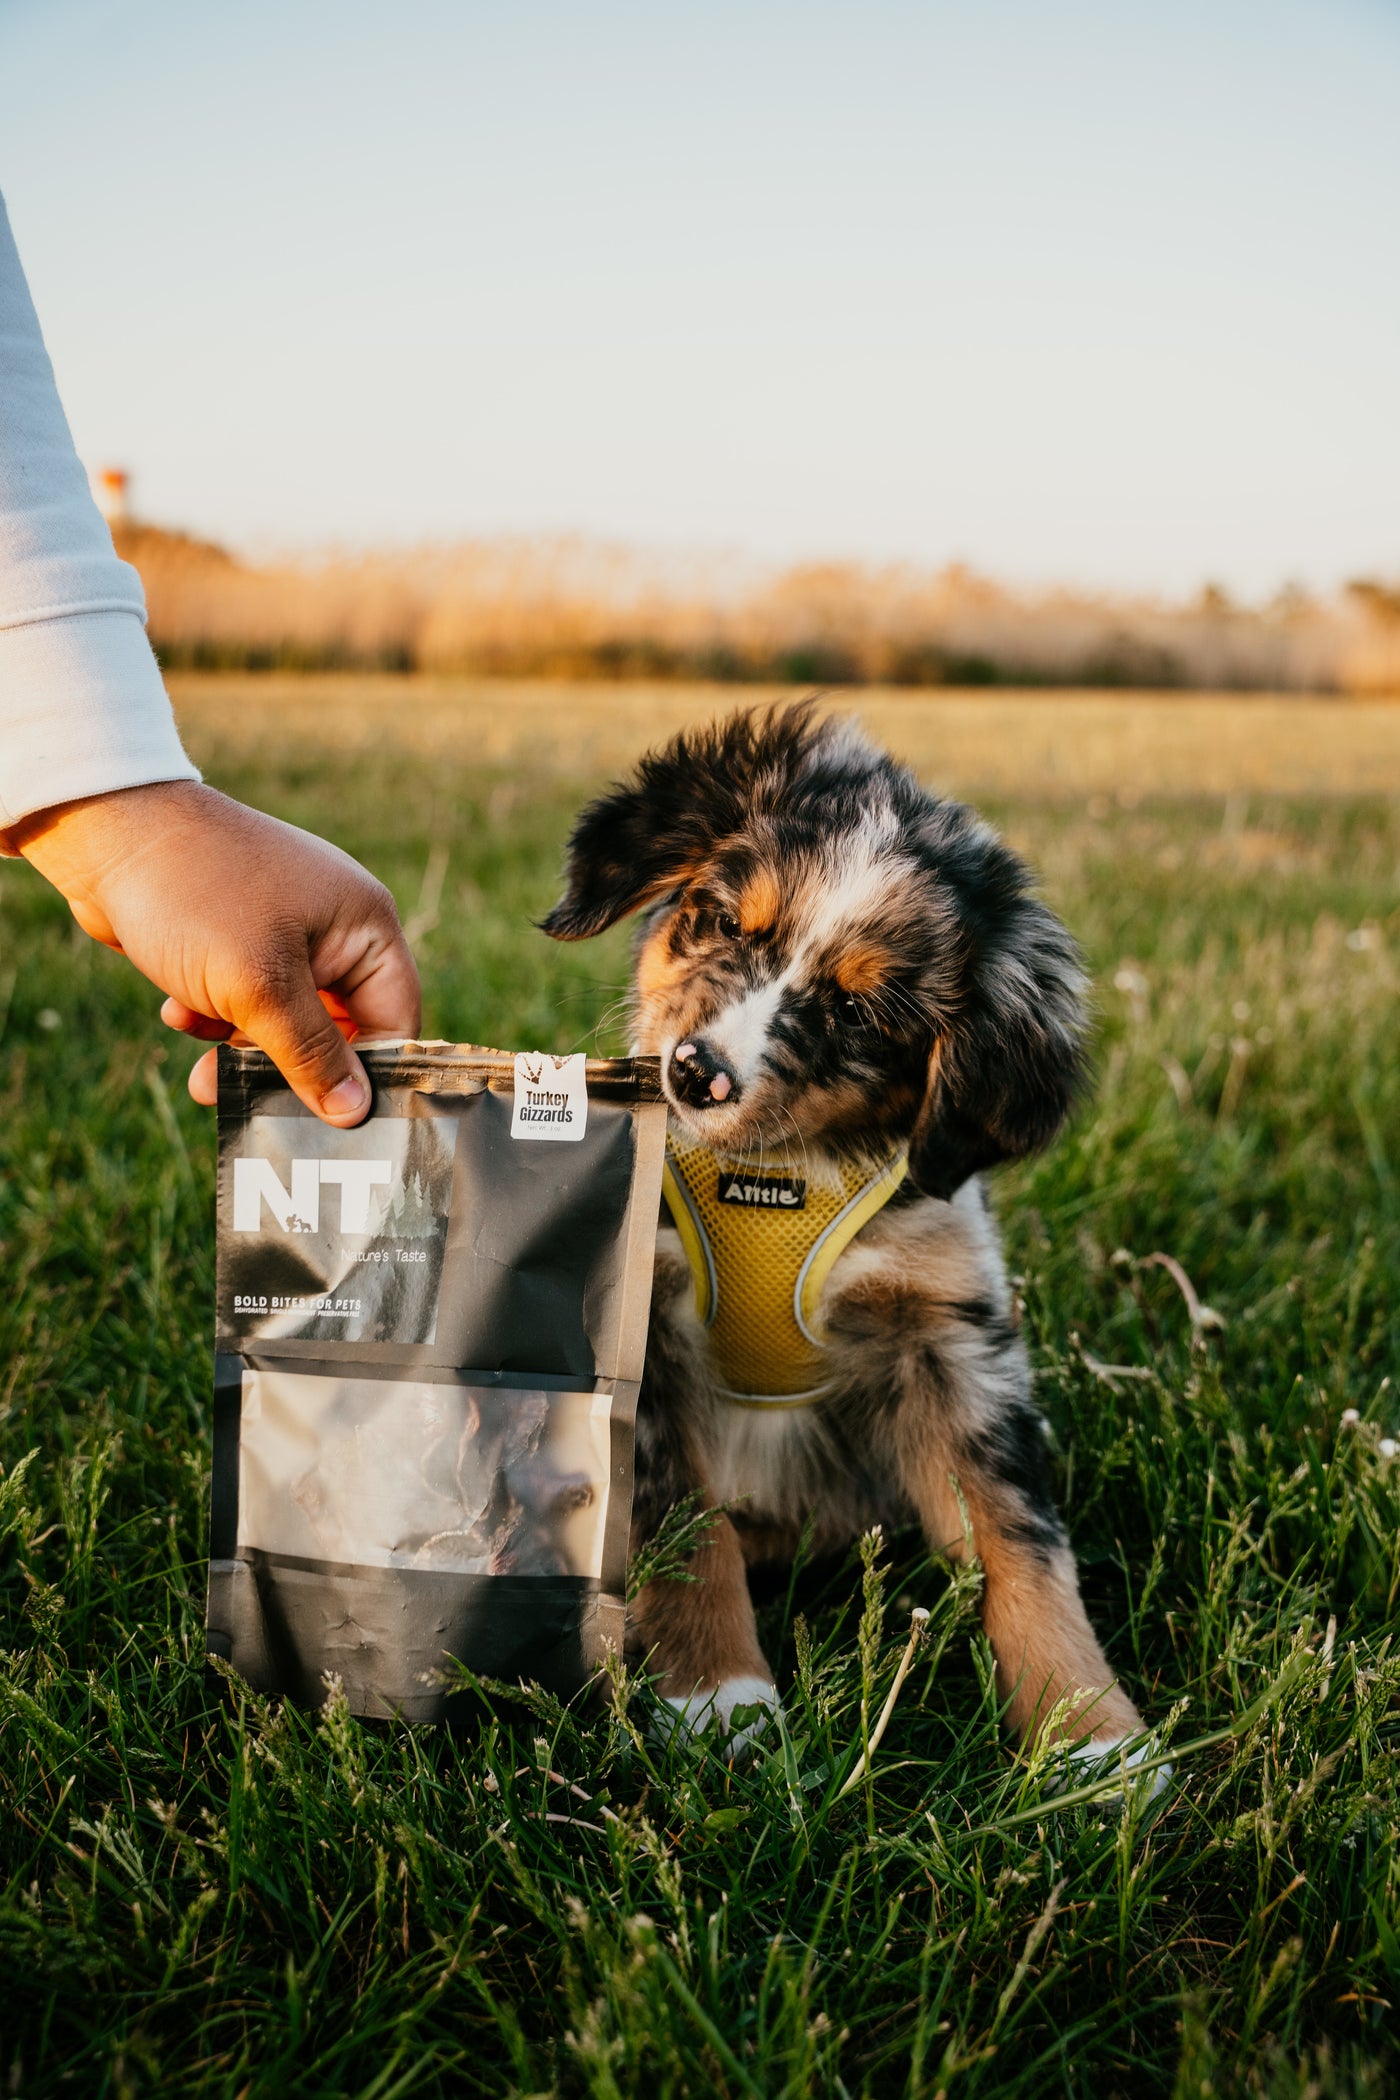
511,1052,589,1142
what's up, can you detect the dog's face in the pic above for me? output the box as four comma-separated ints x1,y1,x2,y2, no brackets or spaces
544,705,1088,1196
624,803,957,1159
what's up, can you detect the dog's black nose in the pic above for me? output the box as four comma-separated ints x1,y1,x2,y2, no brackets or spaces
669,1037,741,1110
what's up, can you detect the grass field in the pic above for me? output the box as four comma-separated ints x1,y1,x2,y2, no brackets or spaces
2,681,1399,2097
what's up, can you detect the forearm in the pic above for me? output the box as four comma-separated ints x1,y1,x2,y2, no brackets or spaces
0,191,196,838
0,196,420,1128
7,777,212,946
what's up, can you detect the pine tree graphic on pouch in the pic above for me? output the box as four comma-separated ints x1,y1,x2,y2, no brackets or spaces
374,1171,437,1239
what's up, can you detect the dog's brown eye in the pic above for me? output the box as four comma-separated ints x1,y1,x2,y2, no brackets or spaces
717,913,742,941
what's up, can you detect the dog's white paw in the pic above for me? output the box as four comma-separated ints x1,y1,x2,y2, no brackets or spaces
1069,1733,1172,1801
654,1675,780,1760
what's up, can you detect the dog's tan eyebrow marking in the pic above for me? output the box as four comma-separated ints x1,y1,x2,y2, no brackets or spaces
831,941,896,994
738,866,783,937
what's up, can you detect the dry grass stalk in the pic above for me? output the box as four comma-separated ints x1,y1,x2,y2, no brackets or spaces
118,525,1400,692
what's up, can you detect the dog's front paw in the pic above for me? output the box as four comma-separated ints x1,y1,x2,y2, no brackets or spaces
654,1674,781,1761
1067,1732,1172,1801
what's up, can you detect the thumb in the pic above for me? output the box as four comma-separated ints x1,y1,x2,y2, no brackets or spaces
241,958,374,1126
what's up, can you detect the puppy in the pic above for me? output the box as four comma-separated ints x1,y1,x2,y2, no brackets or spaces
543,702,1144,1762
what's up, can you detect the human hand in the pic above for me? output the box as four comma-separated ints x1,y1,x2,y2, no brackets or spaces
8,779,420,1125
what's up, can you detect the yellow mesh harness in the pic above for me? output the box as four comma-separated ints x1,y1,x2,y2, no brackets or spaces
661,1132,909,1408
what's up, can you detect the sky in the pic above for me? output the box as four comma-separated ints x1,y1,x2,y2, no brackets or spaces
2,0,1398,599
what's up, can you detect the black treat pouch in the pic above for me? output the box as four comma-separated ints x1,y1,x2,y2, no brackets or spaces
207,1043,667,1719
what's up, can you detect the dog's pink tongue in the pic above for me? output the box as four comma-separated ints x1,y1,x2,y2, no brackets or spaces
709,1072,732,1101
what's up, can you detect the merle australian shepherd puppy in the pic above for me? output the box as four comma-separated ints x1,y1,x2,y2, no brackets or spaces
543,702,1144,1765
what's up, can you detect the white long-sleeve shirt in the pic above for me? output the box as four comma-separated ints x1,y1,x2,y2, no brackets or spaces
0,192,198,833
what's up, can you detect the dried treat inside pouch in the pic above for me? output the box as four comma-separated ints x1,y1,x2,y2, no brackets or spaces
207,1374,628,1717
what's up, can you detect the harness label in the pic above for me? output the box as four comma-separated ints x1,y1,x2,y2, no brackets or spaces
717,1170,807,1210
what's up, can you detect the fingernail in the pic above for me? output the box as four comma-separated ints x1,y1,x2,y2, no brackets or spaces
322,1072,369,1119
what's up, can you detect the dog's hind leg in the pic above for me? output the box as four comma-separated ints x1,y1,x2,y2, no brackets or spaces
827,1253,1142,1753
891,1330,1142,1752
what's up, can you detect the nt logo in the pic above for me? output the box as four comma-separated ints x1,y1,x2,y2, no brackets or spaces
232,1156,396,1235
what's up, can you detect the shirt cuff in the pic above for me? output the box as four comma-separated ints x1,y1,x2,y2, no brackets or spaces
0,607,200,836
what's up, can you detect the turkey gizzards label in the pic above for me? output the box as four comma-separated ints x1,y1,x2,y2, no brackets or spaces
208,1043,667,1721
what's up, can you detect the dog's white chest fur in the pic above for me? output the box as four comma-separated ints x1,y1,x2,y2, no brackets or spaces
706,1402,826,1520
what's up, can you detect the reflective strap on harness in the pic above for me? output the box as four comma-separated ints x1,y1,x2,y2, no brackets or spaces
660,1148,717,1324
794,1154,910,1345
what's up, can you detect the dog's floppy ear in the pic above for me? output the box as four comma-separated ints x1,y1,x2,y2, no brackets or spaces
908,838,1088,1200
540,704,820,940
539,769,708,940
